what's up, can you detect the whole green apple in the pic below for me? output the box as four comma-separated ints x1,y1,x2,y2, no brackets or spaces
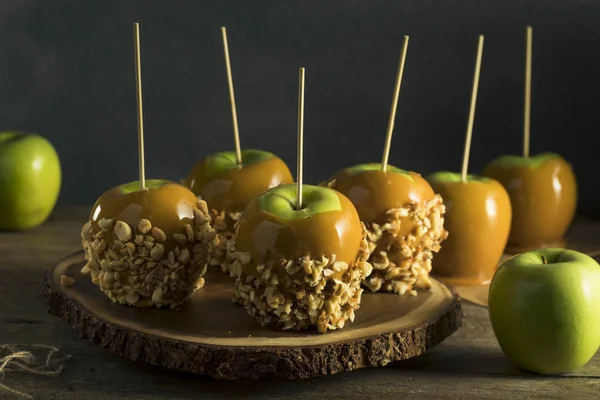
488,248,600,375
0,131,61,230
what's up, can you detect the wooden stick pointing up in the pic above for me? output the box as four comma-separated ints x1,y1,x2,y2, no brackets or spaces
133,22,145,190
523,26,532,158
382,35,410,172
297,67,305,210
221,27,243,166
460,35,484,183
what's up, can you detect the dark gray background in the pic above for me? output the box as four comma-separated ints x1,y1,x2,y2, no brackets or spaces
1,0,599,216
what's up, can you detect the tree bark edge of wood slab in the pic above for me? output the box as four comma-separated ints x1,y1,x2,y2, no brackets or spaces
43,253,463,380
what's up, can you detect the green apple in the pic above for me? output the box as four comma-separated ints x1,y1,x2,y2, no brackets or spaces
341,163,414,181
488,248,600,375
118,179,168,193
0,131,61,230
201,149,275,179
484,152,559,169
256,184,341,219
427,171,491,183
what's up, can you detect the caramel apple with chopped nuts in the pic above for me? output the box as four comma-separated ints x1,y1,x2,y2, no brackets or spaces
185,149,293,273
80,179,219,308
224,184,373,333
325,163,448,296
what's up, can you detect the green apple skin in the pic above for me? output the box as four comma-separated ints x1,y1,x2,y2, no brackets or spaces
0,131,61,230
427,171,491,183
488,248,600,375
117,179,167,193
256,184,342,219
342,162,414,181
202,149,275,179
484,152,559,169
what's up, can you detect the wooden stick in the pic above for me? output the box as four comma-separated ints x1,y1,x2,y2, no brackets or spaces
133,22,145,189
382,35,409,172
296,67,305,210
523,26,532,158
460,35,484,183
221,26,242,166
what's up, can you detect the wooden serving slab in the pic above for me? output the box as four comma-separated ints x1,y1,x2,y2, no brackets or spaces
44,251,462,380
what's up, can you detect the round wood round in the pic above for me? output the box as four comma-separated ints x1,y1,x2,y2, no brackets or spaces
44,252,462,380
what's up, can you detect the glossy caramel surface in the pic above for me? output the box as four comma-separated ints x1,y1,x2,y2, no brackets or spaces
482,155,577,252
330,168,435,236
429,177,512,286
90,180,197,242
235,190,363,265
186,156,293,214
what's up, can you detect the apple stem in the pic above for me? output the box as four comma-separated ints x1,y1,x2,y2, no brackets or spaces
460,35,484,183
221,27,243,166
296,67,305,210
541,254,547,264
133,22,146,190
523,26,532,159
381,35,409,173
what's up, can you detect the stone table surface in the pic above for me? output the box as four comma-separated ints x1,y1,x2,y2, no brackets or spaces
1,207,599,400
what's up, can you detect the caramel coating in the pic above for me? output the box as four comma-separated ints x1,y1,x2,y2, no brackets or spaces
482,154,577,252
90,180,197,249
235,190,363,267
428,176,512,286
185,152,294,214
82,180,218,308
329,167,436,235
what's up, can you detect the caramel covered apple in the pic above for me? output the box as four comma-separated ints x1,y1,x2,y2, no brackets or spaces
426,173,511,285
481,28,578,252
482,153,577,252
81,179,219,308
184,149,293,272
425,34,509,285
326,164,448,295
224,184,372,333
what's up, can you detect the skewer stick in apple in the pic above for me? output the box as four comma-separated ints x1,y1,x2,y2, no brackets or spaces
296,67,305,210
381,35,410,172
133,22,146,189
426,34,513,286
221,26,243,166
460,35,484,183
481,25,577,253
523,26,532,158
